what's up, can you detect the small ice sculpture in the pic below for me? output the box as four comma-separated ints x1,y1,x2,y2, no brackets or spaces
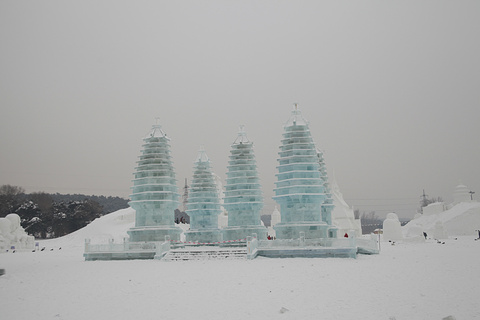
223,126,267,240
185,147,222,243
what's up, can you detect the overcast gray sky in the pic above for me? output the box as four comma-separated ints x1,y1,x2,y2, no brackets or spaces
1,1,479,219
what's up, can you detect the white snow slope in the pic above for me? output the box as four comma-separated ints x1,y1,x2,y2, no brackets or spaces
1,208,479,320
403,202,480,238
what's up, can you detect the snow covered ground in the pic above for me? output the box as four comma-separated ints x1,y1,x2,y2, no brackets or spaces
1,209,479,320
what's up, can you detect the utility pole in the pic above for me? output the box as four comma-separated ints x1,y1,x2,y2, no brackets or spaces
420,189,429,212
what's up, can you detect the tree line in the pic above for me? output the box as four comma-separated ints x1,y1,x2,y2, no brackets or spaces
0,185,129,239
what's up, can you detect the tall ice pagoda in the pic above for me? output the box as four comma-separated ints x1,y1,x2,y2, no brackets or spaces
223,126,267,240
273,105,338,239
127,124,182,242
185,147,222,243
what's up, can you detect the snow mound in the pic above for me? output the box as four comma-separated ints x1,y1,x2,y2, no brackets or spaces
383,212,402,241
41,207,136,249
403,202,480,237
40,208,193,250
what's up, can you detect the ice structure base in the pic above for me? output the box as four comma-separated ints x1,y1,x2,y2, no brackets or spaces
274,222,338,240
184,229,222,244
127,226,182,242
222,225,267,241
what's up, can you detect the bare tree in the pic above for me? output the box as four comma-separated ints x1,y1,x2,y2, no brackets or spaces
354,209,360,219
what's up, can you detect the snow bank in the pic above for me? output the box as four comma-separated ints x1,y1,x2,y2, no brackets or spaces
403,202,480,238
38,207,135,249
36,208,193,249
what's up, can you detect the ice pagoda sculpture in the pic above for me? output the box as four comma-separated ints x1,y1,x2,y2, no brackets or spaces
273,105,337,239
185,147,222,243
127,124,182,242
223,126,267,241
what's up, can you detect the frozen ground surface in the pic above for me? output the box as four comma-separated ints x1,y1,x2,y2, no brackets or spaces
1,209,479,320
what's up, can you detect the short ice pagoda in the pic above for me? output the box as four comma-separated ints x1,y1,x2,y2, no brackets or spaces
184,147,223,243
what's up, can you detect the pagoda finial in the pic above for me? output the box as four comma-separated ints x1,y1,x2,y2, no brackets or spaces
286,103,307,127
238,125,247,138
234,125,250,144
147,120,168,139
195,145,210,163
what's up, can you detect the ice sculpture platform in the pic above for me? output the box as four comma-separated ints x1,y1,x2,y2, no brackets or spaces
84,234,379,261
273,222,336,240
247,234,380,259
161,246,247,261
257,247,356,258
223,226,267,242
127,226,182,242
83,239,170,261
184,229,223,244
254,238,357,259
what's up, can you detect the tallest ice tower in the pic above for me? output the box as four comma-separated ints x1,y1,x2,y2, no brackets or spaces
273,105,337,239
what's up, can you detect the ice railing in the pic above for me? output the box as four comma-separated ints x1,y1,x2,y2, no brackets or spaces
84,238,162,253
257,237,356,249
248,232,380,255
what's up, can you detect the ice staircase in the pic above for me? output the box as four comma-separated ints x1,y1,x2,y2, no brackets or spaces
161,246,247,261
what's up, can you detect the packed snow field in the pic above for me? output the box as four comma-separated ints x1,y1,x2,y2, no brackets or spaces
1,209,479,320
